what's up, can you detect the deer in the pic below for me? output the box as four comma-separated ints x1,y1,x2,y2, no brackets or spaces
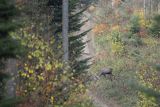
99,68,114,81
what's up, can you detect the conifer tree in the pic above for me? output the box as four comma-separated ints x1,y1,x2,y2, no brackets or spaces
0,0,19,60
0,0,21,104
48,0,90,77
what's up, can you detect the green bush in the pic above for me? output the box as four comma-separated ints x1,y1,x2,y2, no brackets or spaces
130,15,141,34
122,32,143,47
108,31,125,55
149,15,160,38
122,15,143,47
128,34,143,47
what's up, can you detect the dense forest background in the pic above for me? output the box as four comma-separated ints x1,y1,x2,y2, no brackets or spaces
0,0,160,107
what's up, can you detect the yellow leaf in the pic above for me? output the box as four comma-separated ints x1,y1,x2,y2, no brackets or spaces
46,63,52,71
28,55,32,59
29,69,34,74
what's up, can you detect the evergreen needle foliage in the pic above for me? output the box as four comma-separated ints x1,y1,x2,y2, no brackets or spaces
0,0,21,105
48,0,90,77
149,15,160,38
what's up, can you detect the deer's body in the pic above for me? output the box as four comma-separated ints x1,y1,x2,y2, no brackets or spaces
99,68,113,81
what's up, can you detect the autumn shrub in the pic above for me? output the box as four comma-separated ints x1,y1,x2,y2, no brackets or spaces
134,10,150,28
95,30,126,56
108,31,125,55
14,30,89,107
92,23,109,35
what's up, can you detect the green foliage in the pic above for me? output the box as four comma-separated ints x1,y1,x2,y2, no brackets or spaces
0,0,18,37
48,0,90,76
122,32,143,47
0,1,22,57
129,80,160,99
0,72,9,100
0,36,22,59
130,15,141,34
137,92,158,107
0,0,21,60
129,81,160,107
149,14,160,38
0,0,21,105
0,97,22,107
107,31,125,55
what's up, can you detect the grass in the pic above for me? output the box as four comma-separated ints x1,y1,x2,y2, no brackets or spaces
89,31,160,107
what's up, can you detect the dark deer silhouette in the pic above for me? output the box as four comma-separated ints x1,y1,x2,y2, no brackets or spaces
99,68,114,81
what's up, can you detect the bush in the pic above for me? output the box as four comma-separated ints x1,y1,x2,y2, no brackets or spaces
122,32,143,47
136,62,160,107
128,34,143,47
130,15,141,34
15,31,88,107
120,15,143,47
149,15,160,38
108,31,125,55
137,92,158,107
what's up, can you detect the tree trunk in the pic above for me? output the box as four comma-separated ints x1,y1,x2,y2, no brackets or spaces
153,0,159,14
62,0,69,62
144,0,146,19
5,59,17,98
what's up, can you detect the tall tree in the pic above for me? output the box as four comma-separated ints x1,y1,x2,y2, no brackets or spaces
144,0,146,19
48,0,90,77
62,0,69,61
0,0,21,105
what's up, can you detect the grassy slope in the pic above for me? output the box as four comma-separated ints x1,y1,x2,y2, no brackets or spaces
90,32,160,107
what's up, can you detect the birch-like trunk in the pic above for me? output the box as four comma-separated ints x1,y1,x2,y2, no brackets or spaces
144,0,146,19
62,0,69,62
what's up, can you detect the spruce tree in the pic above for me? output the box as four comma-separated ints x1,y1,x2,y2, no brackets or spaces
0,0,21,104
149,15,160,38
0,0,19,59
48,0,90,77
